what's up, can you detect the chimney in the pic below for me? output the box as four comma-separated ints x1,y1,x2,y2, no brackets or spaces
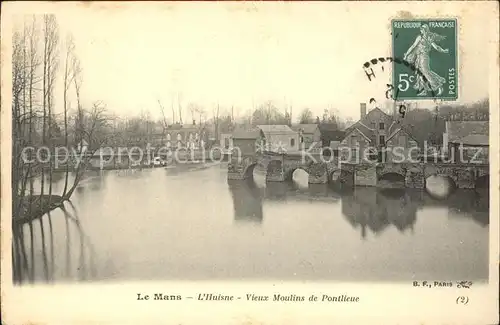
360,103,367,119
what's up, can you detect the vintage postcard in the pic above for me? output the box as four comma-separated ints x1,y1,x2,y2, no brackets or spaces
1,1,499,324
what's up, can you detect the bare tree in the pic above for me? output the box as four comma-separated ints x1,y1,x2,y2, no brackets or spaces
12,26,28,219
43,14,60,206
170,94,176,124
11,17,62,282
62,35,76,196
196,106,206,125
11,17,117,283
177,92,183,124
298,108,314,124
73,50,83,146
213,103,220,141
249,101,288,126
140,109,153,145
66,101,114,198
157,99,169,128
187,102,200,125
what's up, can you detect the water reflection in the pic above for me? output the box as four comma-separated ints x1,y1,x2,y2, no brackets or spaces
341,188,417,239
228,180,263,223
12,201,96,284
227,179,489,232
16,166,490,282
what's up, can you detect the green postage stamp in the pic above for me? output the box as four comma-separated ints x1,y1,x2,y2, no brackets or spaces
392,19,458,100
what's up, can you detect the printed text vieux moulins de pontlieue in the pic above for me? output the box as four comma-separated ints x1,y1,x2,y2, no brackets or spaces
138,293,360,302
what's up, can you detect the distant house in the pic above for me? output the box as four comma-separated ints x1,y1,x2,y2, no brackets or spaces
231,128,265,156
150,133,166,146
126,130,169,147
384,126,420,163
291,124,321,149
90,147,116,169
220,133,233,149
164,123,209,149
443,121,489,163
256,125,299,153
318,124,346,156
340,103,420,163
318,124,345,146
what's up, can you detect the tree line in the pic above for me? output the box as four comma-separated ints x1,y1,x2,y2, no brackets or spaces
11,15,116,224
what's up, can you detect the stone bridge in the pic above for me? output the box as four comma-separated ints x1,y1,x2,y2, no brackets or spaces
227,152,490,189
227,151,349,184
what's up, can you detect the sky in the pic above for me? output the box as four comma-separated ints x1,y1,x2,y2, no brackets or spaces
8,1,494,121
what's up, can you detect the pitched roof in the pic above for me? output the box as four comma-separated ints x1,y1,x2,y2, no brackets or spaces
290,124,319,134
353,127,373,142
256,124,297,136
367,107,391,119
232,128,262,139
446,121,489,144
344,122,376,143
345,108,391,142
386,126,419,144
343,107,422,144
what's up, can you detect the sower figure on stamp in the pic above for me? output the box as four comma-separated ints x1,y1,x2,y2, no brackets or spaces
403,24,449,96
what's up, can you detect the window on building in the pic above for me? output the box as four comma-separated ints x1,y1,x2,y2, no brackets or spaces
379,135,385,146
368,148,377,161
379,122,385,130
166,133,171,141
177,133,182,141
378,150,384,162
351,148,357,161
290,138,295,147
351,135,357,146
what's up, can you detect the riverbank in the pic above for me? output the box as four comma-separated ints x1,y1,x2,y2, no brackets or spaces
43,149,229,173
14,194,66,225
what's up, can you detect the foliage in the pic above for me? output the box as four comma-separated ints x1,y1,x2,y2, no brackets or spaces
298,108,314,124
251,101,289,125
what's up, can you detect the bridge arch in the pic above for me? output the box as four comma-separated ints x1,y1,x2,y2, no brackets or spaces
378,172,406,188
285,167,310,182
241,159,284,182
329,169,354,187
425,174,457,198
425,174,457,188
378,172,406,182
266,160,284,181
242,162,259,179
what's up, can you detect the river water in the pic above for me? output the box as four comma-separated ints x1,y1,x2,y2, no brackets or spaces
14,163,489,283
